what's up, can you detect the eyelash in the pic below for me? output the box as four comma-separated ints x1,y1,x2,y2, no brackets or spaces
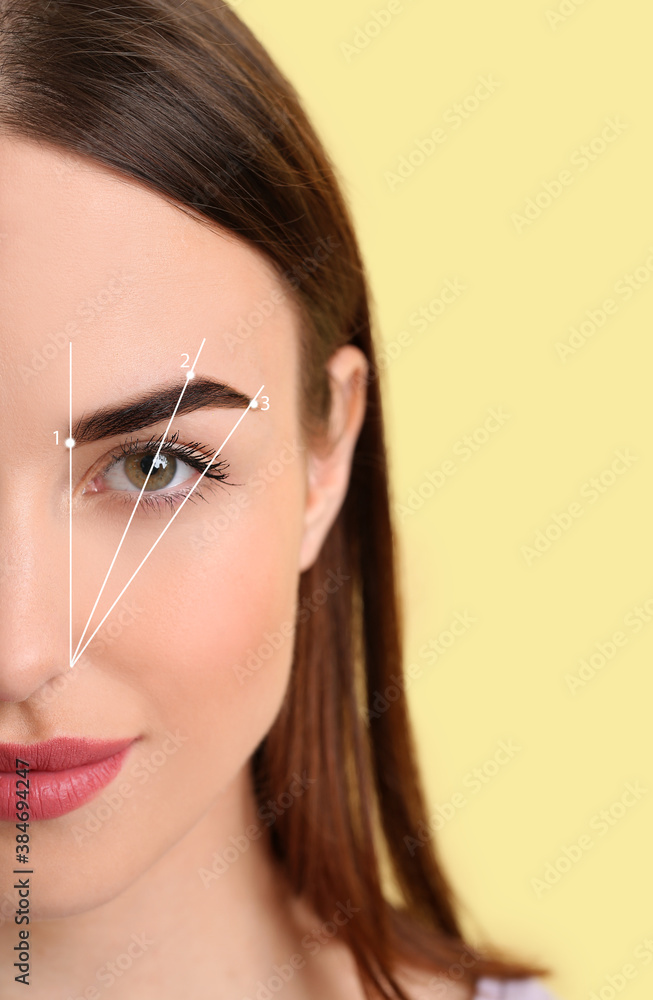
96,430,233,514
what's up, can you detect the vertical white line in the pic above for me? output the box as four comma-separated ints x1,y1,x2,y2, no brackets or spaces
69,341,73,668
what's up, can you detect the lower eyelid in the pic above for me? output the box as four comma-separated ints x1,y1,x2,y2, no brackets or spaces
109,480,213,513
118,486,204,511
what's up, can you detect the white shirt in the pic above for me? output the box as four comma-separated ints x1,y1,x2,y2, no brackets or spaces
474,978,560,1000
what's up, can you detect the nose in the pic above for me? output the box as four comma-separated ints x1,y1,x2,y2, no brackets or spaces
0,492,70,702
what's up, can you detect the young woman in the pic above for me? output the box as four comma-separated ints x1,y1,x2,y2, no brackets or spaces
0,2,559,997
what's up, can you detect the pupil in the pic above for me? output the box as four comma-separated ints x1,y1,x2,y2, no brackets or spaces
141,454,159,476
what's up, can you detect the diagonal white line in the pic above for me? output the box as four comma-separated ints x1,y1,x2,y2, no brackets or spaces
70,383,264,668
71,339,206,667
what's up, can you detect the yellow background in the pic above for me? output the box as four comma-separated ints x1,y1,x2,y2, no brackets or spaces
236,2,652,998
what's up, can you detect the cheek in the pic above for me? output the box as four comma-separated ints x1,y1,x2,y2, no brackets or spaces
90,461,305,794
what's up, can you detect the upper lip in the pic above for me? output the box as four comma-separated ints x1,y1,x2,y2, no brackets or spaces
0,737,135,772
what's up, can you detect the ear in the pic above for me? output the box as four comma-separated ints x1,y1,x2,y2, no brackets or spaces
298,345,369,572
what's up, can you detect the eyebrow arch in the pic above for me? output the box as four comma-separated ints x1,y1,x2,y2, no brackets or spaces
72,376,251,445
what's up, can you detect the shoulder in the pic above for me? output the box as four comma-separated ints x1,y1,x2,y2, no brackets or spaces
473,977,560,1000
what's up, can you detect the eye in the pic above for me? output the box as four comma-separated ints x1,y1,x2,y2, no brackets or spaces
106,450,192,493
83,431,233,513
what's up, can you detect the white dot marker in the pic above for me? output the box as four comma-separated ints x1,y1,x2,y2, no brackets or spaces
186,370,195,380
250,398,259,410
65,437,76,449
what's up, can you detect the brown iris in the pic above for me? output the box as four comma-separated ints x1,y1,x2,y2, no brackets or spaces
123,452,177,491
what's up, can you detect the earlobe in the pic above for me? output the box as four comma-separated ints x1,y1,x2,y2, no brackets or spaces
298,345,369,573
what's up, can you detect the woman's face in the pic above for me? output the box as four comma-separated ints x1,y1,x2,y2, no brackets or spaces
0,135,357,918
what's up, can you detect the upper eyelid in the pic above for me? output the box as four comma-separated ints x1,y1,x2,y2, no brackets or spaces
105,432,222,473
109,430,188,463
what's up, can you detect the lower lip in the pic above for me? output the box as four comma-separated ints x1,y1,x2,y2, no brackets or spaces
0,746,133,822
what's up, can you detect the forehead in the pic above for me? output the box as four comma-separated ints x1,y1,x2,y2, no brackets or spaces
0,135,299,418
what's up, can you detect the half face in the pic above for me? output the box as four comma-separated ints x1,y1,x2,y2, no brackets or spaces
0,135,312,917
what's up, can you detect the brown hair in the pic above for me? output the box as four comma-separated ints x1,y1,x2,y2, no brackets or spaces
0,2,548,996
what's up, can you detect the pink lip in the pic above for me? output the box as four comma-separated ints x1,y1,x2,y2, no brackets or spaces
0,737,136,821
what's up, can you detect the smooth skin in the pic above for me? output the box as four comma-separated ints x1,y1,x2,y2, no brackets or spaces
0,136,467,1000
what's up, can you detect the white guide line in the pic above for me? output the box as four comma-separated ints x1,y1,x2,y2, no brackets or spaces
70,383,265,669
70,339,206,666
69,342,73,667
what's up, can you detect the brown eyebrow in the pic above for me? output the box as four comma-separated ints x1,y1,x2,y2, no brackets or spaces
72,376,251,445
